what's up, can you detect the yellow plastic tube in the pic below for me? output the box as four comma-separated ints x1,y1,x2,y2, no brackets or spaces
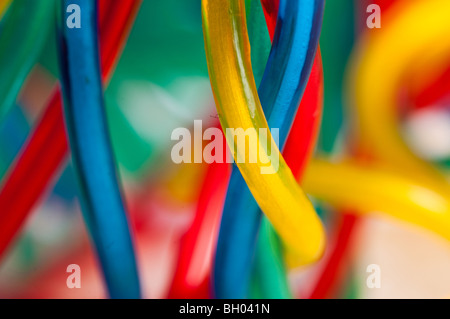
202,0,325,267
350,0,450,189
303,159,450,242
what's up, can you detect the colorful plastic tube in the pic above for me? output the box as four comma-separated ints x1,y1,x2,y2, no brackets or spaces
253,52,324,300
168,157,231,299
0,0,55,121
168,0,325,299
168,0,270,298
57,0,140,299
202,0,325,299
253,1,324,299
313,1,450,298
303,159,450,242
375,0,450,112
213,0,324,299
308,213,358,299
350,0,450,188
0,0,142,264
305,0,357,299
309,0,450,298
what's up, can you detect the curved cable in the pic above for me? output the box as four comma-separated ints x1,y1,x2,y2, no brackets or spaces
304,0,358,299
308,212,357,299
0,0,55,121
168,0,325,299
57,0,140,299
214,0,324,299
303,159,450,241
202,0,325,299
167,156,231,299
167,0,272,299
167,1,271,298
0,0,142,263
253,0,324,299
309,0,450,298
254,50,324,299
350,0,450,188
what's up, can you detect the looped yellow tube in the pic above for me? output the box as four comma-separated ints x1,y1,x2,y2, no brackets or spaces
350,0,450,189
300,0,450,245
201,0,325,268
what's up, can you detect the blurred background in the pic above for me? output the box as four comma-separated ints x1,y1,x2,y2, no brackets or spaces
1,0,450,299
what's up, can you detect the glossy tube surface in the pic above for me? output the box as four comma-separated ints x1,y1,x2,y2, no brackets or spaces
168,0,322,298
210,0,324,298
0,0,142,264
202,0,325,285
58,0,140,299
303,159,450,241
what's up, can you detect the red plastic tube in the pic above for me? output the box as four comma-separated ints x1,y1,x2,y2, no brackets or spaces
284,51,323,178
168,154,231,299
260,0,278,39
0,0,142,260
308,213,358,299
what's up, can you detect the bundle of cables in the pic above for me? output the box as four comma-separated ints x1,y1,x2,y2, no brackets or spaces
0,0,450,299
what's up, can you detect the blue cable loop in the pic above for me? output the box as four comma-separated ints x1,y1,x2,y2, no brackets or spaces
213,0,324,299
57,0,141,299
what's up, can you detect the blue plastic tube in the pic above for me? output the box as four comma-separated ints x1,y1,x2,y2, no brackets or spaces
213,0,324,299
57,0,141,299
